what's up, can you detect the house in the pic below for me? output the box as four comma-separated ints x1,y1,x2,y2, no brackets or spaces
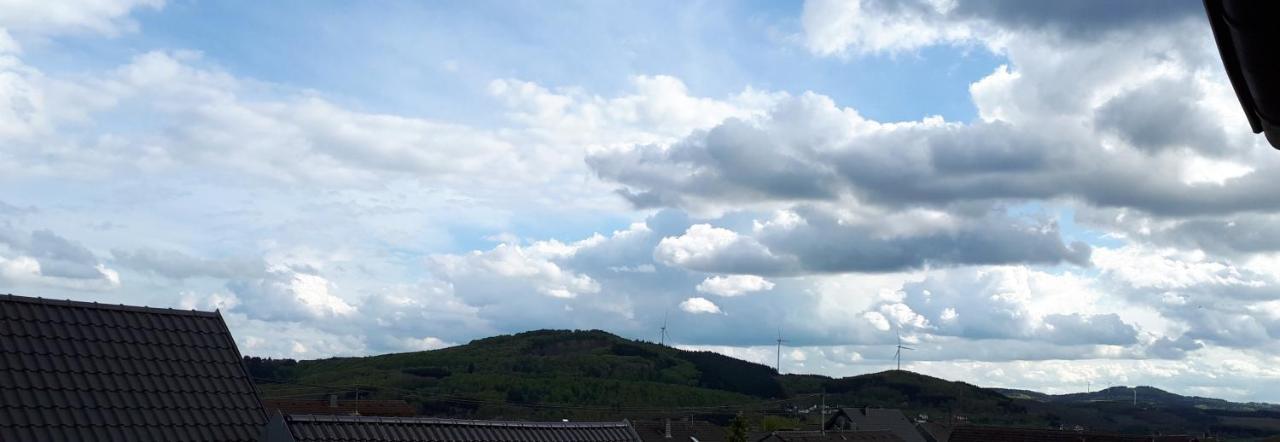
0,294,267,441
631,418,724,442
824,408,928,442
263,414,645,442
945,425,1211,442
757,430,905,442
264,398,417,417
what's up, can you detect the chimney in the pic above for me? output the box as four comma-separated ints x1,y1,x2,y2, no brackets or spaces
329,394,338,408
665,418,672,439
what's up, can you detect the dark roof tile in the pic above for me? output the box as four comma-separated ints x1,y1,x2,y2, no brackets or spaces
0,294,266,441
271,415,644,442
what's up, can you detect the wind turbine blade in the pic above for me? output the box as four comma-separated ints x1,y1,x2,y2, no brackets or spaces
901,346,914,350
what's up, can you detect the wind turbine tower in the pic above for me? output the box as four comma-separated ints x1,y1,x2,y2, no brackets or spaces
894,332,914,371
775,328,788,374
659,310,669,346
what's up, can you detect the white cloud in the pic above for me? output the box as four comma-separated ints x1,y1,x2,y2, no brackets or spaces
229,268,357,321
679,297,723,315
696,275,775,297
801,0,974,56
431,239,601,300
654,224,795,274
0,0,163,37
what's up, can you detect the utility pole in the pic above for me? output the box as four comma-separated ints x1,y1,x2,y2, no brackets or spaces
820,390,826,435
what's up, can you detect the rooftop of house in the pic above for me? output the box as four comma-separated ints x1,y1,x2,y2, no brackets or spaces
266,414,645,442
826,408,927,442
0,293,266,441
757,430,905,442
631,419,725,442
263,398,418,418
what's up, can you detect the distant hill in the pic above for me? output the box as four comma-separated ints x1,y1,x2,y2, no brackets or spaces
246,329,1280,438
992,385,1280,413
249,329,786,420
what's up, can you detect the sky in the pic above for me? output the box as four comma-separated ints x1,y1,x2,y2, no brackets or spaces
4,0,1280,402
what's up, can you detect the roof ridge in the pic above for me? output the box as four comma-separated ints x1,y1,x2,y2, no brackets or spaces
284,414,631,427
0,293,221,317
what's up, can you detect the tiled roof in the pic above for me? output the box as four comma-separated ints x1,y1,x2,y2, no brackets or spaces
947,425,1206,442
0,294,267,441
826,408,926,442
269,414,644,442
757,430,905,442
265,399,418,417
631,419,724,442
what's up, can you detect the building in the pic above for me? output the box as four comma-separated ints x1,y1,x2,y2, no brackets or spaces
757,430,905,442
264,398,417,417
263,414,645,442
0,294,267,441
824,408,927,442
632,419,724,442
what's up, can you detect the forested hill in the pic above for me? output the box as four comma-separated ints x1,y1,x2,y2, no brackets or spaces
248,329,792,419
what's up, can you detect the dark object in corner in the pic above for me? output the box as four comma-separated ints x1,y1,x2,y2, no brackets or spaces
1205,0,1280,149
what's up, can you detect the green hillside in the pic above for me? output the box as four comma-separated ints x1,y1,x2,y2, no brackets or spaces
249,329,786,420
246,329,1280,438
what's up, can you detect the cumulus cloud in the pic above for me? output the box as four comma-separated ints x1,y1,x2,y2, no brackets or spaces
877,267,1141,346
800,0,1203,57
0,226,119,289
228,268,357,322
696,275,775,297
651,208,1088,276
679,297,723,315
654,224,797,275
431,239,602,300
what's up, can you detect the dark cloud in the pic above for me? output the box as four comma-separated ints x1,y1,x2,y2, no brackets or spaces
758,207,1090,274
1095,78,1229,156
589,93,1280,218
0,227,108,280
951,0,1204,40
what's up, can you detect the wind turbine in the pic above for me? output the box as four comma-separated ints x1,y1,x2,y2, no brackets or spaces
775,328,788,374
659,310,669,346
894,332,914,371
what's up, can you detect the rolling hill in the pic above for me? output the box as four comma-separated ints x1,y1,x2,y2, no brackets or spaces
245,329,1280,439
249,329,788,420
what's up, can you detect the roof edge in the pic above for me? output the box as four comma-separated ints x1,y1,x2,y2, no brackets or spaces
283,414,633,428
1,293,221,317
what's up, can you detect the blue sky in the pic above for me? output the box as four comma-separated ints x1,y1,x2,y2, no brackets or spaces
7,0,1280,402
